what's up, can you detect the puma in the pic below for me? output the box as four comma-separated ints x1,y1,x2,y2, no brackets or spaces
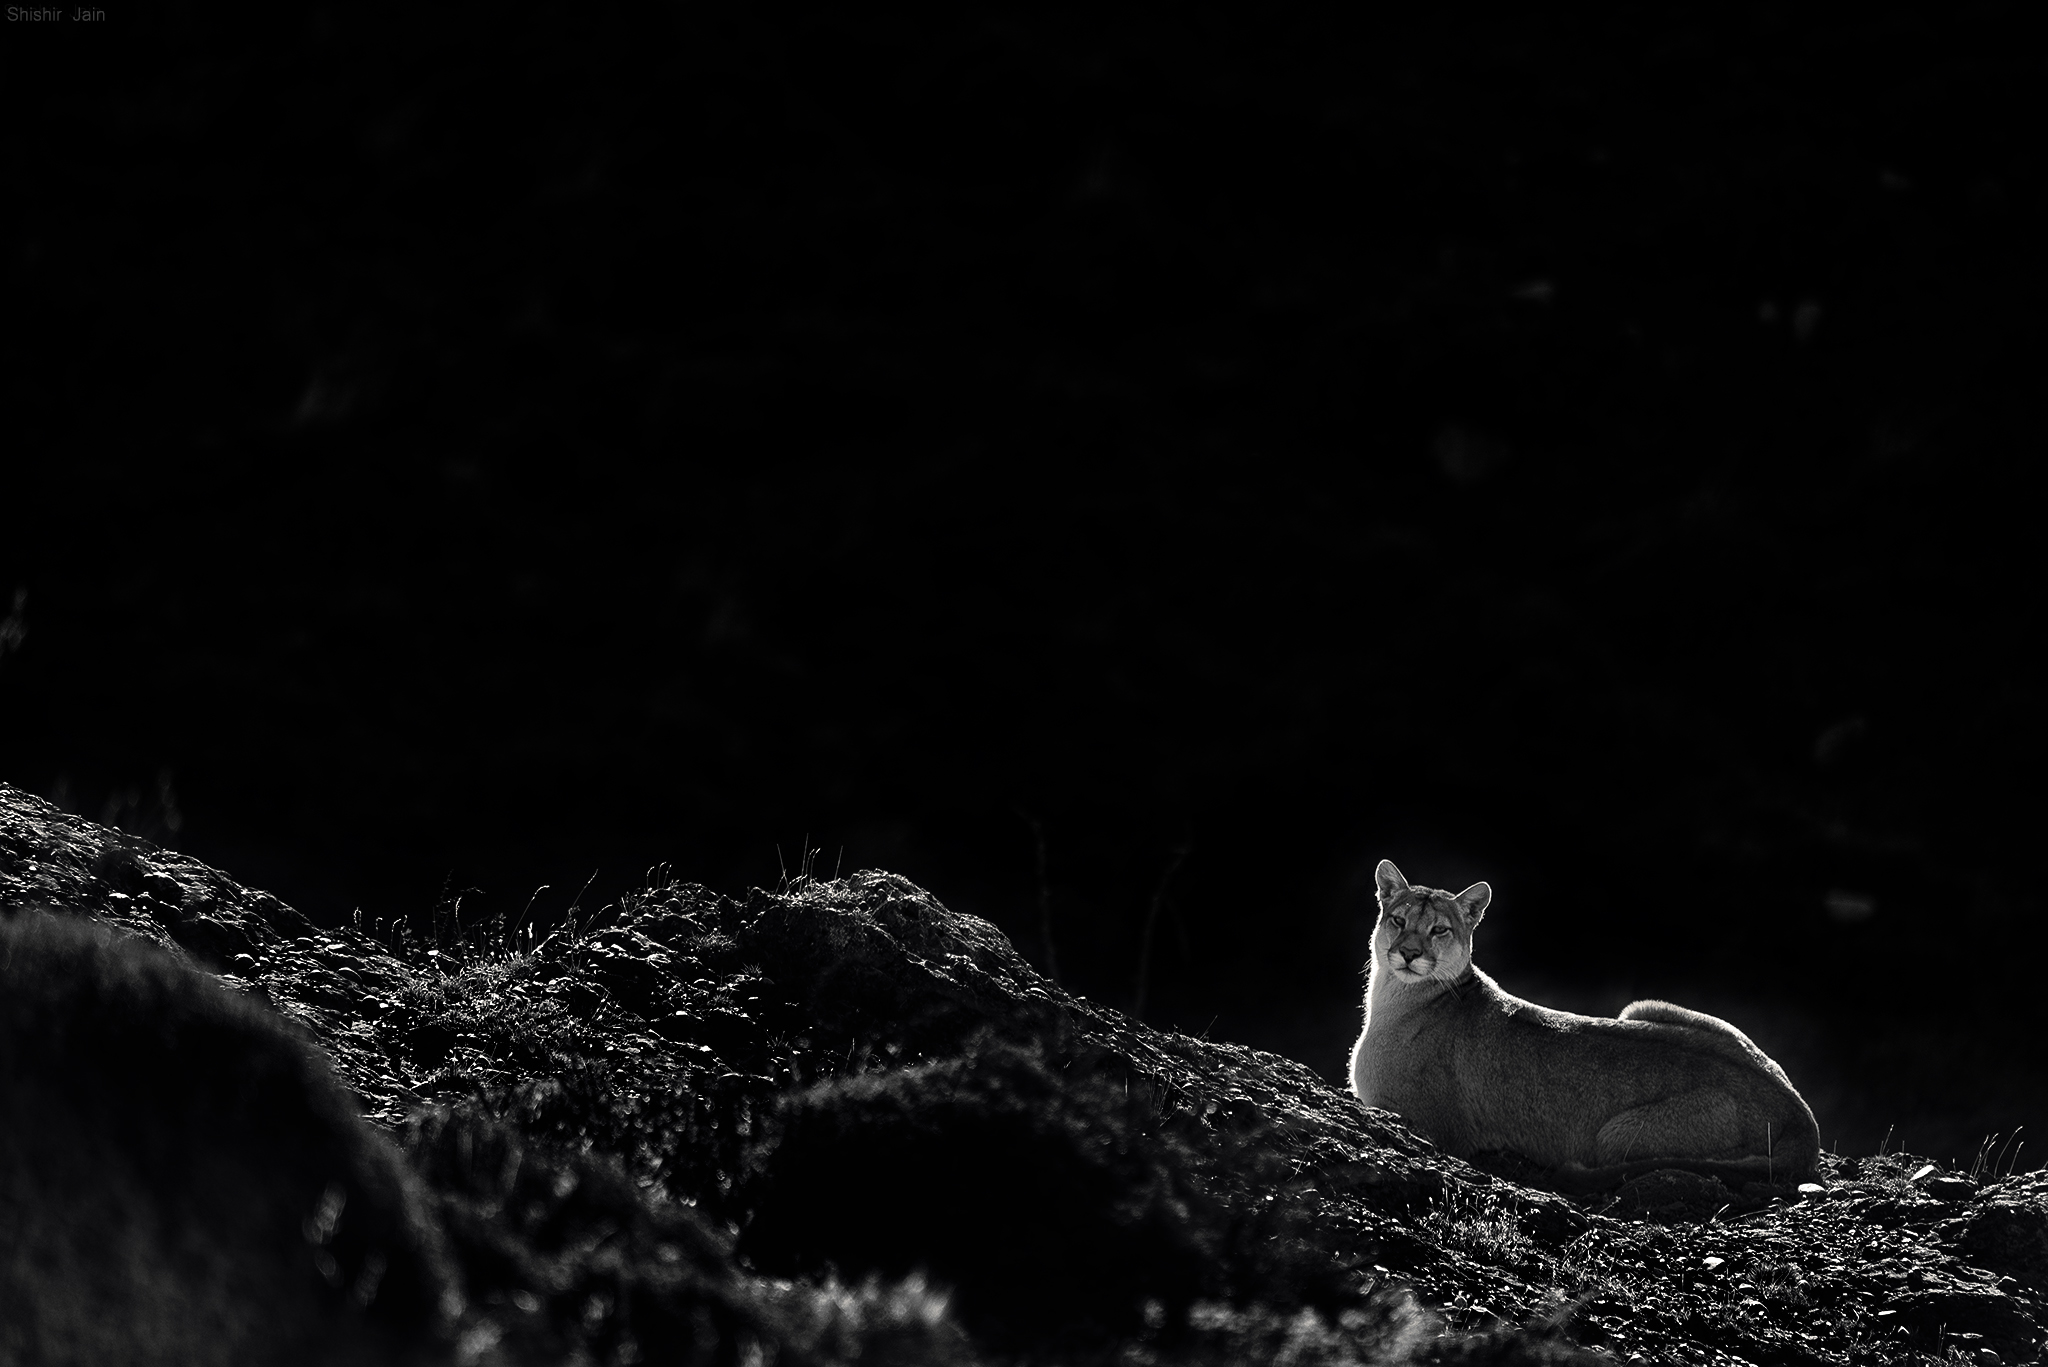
1348,861,1819,1189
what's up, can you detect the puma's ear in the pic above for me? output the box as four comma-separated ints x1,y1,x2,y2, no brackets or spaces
1454,881,1492,924
1375,860,1410,905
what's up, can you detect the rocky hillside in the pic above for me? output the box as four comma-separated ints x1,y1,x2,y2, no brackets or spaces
2,782,2043,1366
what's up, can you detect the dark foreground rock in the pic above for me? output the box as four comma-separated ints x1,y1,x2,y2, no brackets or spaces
0,912,457,1367
3,782,2043,1365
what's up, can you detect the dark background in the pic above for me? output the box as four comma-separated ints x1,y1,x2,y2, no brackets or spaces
3,6,2041,1164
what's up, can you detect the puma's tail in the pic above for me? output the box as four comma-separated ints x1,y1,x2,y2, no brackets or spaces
1619,998,1756,1046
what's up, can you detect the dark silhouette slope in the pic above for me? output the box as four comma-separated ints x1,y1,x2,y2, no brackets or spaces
0,912,457,1366
5,783,2044,1364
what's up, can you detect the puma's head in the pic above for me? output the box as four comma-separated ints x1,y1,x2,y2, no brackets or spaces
1372,859,1491,986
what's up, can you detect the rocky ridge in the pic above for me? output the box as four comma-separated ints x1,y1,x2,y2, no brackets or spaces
2,783,2044,1365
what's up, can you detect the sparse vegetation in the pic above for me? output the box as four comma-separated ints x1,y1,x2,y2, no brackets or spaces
3,784,2044,1365
1974,1134,2030,1186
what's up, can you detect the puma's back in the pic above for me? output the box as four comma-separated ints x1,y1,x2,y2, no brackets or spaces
1347,861,1818,1188
0,911,457,1366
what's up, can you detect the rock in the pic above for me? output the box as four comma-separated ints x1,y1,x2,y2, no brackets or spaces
1952,1175,2048,1294
1890,1287,2036,1356
1,786,308,962
0,911,459,1366
735,1041,1221,1344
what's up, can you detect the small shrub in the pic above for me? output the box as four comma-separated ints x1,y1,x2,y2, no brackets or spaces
1419,1182,1540,1268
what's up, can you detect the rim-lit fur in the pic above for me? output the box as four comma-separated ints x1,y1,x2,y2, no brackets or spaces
1347,861,1820,1189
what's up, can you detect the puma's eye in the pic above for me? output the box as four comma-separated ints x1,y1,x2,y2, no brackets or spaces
1429,924,1450,938
1389,916,1406,930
